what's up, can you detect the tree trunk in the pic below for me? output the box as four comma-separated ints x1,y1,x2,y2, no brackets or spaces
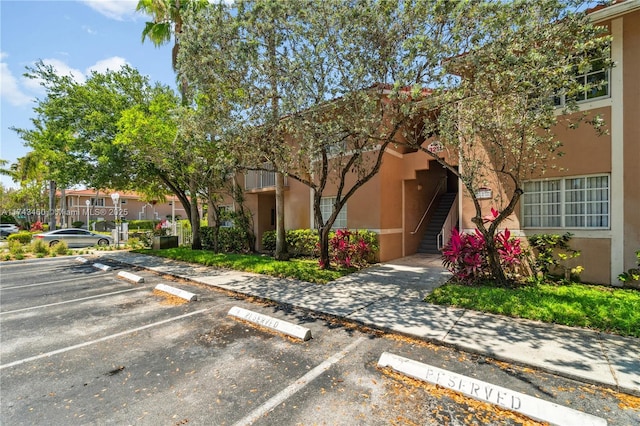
479,227,509,286
189,177,202,250
318,225,331,269
274,171,289,260
60,188,66,228
48,180,56,230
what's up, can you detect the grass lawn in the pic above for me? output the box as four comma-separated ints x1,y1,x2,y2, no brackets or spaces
426,282,640,338
134,247,354,284
134,247,639,337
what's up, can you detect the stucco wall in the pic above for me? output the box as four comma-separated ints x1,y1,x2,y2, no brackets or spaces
623,11,640,272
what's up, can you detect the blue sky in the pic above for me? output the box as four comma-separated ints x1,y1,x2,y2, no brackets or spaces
1,0,177,189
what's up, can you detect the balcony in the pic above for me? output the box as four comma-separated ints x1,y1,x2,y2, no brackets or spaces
244,169,288,191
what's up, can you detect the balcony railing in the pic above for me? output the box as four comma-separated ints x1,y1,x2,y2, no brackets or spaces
245,168,288,191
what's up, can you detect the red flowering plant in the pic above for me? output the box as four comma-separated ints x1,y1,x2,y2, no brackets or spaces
442,220,525,285
30,221,44,232
322,229,372,269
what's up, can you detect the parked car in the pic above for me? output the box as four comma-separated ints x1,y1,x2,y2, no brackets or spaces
0,223,20,236
32,228,113,248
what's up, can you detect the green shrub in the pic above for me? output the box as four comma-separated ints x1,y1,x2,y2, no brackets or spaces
287,229,319,257
262,230,276,252
125,237,145,250
128,220,160,230
130,231,153,248
221,227,253,253
30,239,49,255
72,221,85,228
1,214,17,224
201,226,253,253
52,240,69,255
528,233,582,282
262,228,379,262
9,240,24,255
618,250,640,285
8,232,32,245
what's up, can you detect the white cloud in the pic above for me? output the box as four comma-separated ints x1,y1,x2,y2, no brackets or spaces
80,0,139,21
82,25,98,35
20,58,86,94
0,53,33,107
20,57,130,92
86,56,129,74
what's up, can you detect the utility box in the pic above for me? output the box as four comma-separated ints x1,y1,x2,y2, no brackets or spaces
152,235,178,250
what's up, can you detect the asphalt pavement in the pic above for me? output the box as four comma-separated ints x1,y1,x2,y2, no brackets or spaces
101,251,640,397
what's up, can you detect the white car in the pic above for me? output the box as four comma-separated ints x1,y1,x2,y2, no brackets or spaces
0,224,20,237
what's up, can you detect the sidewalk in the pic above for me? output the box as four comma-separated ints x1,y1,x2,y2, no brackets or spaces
103,251,639,397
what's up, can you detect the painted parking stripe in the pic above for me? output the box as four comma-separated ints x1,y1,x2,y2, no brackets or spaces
0,265,77,277
1,276,108,291
0,308,211,370
232,337,366,426
0,288,140,315
377,352,607,426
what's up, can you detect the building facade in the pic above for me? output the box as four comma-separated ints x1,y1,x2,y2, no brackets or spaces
227,1,638,286
61,189,186,227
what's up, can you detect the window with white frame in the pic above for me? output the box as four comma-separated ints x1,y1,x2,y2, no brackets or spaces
219,205,233,228
522,175,609,229
319,197,347,229
90,198,105,207
554,57,610,107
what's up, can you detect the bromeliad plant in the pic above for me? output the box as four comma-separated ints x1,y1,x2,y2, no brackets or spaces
442,225,525,286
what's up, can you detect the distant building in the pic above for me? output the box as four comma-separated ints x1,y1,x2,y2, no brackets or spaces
59,189,186,226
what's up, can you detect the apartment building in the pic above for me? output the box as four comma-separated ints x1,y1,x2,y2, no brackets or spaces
61,189,186,226
229,1,639,286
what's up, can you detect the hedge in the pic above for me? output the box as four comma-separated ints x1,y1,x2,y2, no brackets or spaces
201,226,253,253
262,228,379,261
7,232,33,245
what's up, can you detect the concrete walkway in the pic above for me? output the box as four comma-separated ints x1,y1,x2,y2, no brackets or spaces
103,251,640,397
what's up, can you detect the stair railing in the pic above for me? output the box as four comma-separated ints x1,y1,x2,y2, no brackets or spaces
410,177,446,235
437,192,459,251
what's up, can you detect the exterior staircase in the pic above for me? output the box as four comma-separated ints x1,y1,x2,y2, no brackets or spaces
417,192,457,254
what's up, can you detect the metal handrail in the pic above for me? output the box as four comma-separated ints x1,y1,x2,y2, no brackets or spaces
410,177,446,235
437,192,459,251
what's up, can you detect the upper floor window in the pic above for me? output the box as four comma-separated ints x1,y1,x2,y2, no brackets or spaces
522,174,609,229
554,57,610,107
91,198,105,207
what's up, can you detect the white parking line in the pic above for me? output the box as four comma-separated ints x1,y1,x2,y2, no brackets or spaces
0,265,72,277
1,276,106,290
0,288,140,315
0,308,211,370
232,337,367,426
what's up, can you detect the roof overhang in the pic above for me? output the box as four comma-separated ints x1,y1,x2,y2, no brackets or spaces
589,0,640,23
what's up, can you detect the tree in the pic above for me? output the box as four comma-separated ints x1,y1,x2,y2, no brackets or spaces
179,0,295,259
408,0,611,285
180,0,457,268
137,0,210,250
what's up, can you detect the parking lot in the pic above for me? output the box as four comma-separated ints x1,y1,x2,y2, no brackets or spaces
1,257,637,425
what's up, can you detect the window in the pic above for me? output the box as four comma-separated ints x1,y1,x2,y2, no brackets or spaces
320,197,347,229
522,175,609,229
90,198,105,207
219,206,233,228
554,57,610,107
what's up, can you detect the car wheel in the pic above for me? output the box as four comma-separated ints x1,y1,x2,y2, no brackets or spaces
49,240,59,247
97,239,109,247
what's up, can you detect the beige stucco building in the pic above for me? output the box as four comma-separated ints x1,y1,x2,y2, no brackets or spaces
60,189,186,226
227,1,639,286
